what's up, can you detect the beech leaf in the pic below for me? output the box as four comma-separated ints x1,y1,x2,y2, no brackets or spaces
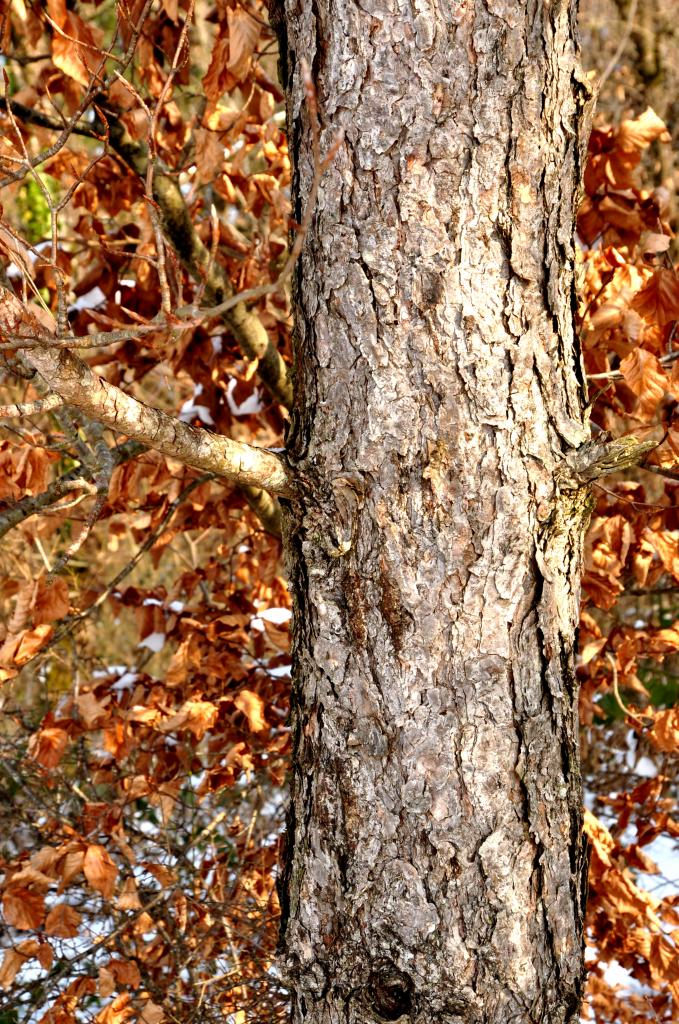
83,845,118,899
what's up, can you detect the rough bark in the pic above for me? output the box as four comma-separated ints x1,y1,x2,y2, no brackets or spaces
279,2,592,1022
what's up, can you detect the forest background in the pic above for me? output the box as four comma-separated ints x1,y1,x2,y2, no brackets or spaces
0,1,677,1022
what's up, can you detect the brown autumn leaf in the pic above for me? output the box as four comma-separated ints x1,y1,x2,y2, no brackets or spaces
193,127,227,186
36,942,53,971
14,624,53,665
226,7,260,80
648,707,679,753
0,444,60,501
2,887,45,930
83,845,118,899
46,0,104,89
233,689,267,733
631,268,679,326
617,107,672,152
33,577,70,625
58,846,85,888
117,877,142,911
202,29,230,101
44,903,81,938
28,726,69,769
110,959,141,988
183,698,219,737
619,349,667,420
8,865,53,892
99,967,116,999
0,948,26,991
75,690,110,728
644,528,679,582
140,1002,165,1024
95,992,135,1024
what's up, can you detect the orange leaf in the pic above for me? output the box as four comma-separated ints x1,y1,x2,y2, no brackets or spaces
29,727,69,769
75,690,110,728
99,966,116,999
631,268,679,326
226,8,260,79
46,0,104,89
648,707,679,753
37,942,54,970
0,948,26,991
140,1002,165,1024
59,846,85,887
83,845,118,899
117,877,142,911
617,107,671,152
3,888,45,930
14,624,53,665
45,903,81,938
110,959,141,988
33,577,70,625
619,349,667,420
95,992,135,1024
233,689,267,733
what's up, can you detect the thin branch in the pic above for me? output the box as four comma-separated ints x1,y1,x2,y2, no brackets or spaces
47,422,115,578
597,0,639,97
606,653,651,727
0,394,64,418
0,325,162,350
37,475,215,655
0,0,154,188
7,333,293,498
587,349,679,381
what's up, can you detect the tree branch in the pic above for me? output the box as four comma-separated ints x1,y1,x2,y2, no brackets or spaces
0,287,293,496
107,120,294,410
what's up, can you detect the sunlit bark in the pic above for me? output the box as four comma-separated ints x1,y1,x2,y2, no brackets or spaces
279,2,591,1021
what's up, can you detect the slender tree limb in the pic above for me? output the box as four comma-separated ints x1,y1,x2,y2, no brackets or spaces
0,287,293,494
105,119,294,410
0,394,64,417
241,485,283,538
21,340,294,495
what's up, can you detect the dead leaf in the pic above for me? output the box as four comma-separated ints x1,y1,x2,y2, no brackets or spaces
3,888,45,930
233,689,267,733
619,349,667,420
83,845,118,899
648,707,679,753
0,948,26,991
28,727,68,769
226,8,260,80
76,691,110,728
45,903,81,938
33,577,70,625
617,107,671,152
631,268,679,326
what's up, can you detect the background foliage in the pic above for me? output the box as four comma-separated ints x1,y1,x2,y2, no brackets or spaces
0,2,676,1023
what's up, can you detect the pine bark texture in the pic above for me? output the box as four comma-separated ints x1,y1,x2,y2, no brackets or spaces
279,2,591,1022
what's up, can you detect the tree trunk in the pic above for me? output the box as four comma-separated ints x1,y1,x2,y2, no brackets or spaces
278,2,591,1021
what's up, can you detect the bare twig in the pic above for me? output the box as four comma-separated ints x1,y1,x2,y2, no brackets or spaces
606,653,651,727
0,394,64,418
597,0,639,97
